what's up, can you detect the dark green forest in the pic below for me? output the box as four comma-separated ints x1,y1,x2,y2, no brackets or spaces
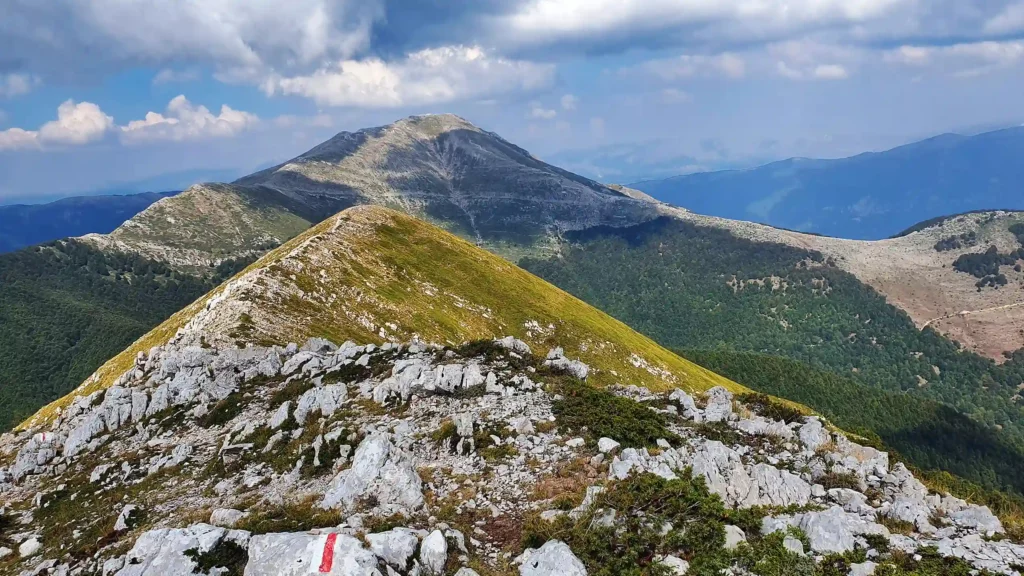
680,349,1024,494
0,241,254,430
521,217,1024,462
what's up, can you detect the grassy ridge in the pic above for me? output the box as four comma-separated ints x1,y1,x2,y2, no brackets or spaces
21,206,740,429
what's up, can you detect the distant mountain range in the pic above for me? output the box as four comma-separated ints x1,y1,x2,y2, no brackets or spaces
0,191,176,253
631,126,1024,239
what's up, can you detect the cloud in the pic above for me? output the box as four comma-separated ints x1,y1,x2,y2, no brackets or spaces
814,64,849,79
0,0,384,80
528,103,557,119
638,52,746,80
0,96,258,150
561,93,578,110
985,2,1024,34
0,100,114,150
153,69,201,85
262,45,554,108
884,40,1024,77
0,128,39,151
769,40,859,80
660,88,692,103
120,95,259,143
0,74,39,98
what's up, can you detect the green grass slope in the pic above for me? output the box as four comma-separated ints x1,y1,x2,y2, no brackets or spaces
23,206,740,429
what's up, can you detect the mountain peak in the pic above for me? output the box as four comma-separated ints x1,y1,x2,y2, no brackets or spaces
84,116,658,269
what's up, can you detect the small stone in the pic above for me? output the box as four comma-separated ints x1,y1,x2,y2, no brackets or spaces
114,504,139,532
783,535,804,555
366,528,419,569
209,508,247,528
597,438,621,454
19,537,41,558
655,555,690,575
849,561,878,576
421,529,448,575
519,540,587,576
0,547,11,560
565,438,585,449
724,525,746,550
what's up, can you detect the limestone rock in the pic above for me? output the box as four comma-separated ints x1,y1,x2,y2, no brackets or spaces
656,555,689,575
799,417,831,452
724,525,746,550
849,561,878,576
366,528,419,569
703,386,733,423
321,433,424,515
209,508,247,528
420,529,448,576
519,540,587,576
115,524,228,575
246,532,381,576
543,348,590,380
19,537,41,558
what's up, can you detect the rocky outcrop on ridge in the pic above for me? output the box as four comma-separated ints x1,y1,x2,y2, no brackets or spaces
1,335,1022,575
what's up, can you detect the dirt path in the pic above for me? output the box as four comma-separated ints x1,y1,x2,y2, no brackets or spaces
922,301,1024,329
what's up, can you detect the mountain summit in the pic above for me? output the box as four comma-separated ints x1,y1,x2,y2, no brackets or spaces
88,114,657,268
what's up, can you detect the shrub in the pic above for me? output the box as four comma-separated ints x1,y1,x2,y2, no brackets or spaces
551,379,678,448
184,540,248,576
235,498,344,534
737,393,803,424
522,473,730,576
198,394,245,428
818,472,862,491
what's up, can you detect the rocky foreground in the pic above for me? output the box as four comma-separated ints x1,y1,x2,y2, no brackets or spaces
1,336,1023,575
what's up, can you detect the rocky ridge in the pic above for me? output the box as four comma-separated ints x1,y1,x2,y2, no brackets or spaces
1,333,1021,575
25,205,731,432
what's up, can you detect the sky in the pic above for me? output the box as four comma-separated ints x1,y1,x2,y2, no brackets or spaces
2,0,1024,202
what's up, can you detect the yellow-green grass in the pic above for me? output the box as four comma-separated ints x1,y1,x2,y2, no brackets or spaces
21,205,744,430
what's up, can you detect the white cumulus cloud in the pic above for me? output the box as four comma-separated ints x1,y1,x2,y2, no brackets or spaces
262,45,554,108
528,102,558,119
561,94,578,110
0,100,114,150
120,95,259,143
0,96,258,150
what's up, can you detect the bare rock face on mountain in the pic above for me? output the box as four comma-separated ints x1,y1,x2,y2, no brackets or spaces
86,114,658,268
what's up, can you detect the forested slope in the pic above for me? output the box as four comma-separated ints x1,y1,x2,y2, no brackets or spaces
522,217,1024,446
0,241,253,429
